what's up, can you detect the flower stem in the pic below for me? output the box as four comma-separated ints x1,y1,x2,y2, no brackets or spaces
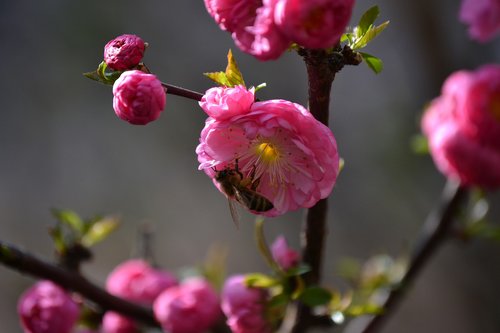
161,82,203,101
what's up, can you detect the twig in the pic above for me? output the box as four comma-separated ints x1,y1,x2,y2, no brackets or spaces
0,241,159,327
161,82,203,101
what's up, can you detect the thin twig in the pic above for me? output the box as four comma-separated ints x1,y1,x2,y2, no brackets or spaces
161,82,203,101
0,241,159,327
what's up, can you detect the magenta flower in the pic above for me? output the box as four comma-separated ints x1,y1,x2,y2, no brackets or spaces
197,99,339,217
271,235,300,270
153,278,221,333
422,64,500,189
221,275,271,333
17,281,80,333
204,0,261,32
112,70,166,125
104,34,146,71
459,0,500,42
274,0,355,49
106,259,177,304
102,312,139,333
199,85,255,120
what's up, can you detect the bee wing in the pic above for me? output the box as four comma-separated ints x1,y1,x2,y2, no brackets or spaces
235,187,274,212
227,197,241,229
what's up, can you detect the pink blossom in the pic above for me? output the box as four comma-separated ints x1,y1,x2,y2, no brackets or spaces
221,275,271,333
153,278,221,333
422,64,500,189
199,85,255,120
104,34,146,71
112,70,166,125
102,312,139,333
271,235,300,270
204,0,261,32
196,99,339,217
106,259,177,304
17,281,80,333
275,0,355,49
459,0,500,42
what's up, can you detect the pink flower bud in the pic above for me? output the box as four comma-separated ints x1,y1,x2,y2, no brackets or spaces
102,312,139,333
199,85,255,120
274,0,355,49
104,34,146,71
112,70,166,125
271,235,300,270
153,278,221,333
106,259,177,304
221,275,271,333
422,64,500,189
459,0,500,43
17,281,80,333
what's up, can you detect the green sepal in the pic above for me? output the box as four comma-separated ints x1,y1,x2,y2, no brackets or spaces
83,61,122,85
244,273,279,288
81,216,120,247
299,286,333,307
204,49,245,87
359,52,384,74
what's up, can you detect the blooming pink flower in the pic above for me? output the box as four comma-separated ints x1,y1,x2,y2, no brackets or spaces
274,0,355,49
459,0,500,42
422,64,500,189
104,34,146,71
102,312,139,333
271,235,300,270
112,70,166,125
153,278,221,333
199,85,255,120
106,259,177,304
197,99,339,217
221,275,271,333
204,0,261,32
17,281,80,333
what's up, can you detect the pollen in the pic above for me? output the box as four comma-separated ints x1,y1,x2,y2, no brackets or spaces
256,142,280,163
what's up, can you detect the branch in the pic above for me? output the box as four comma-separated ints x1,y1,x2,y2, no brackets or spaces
0,241,159,327
161,82,203,101
354,180,468,333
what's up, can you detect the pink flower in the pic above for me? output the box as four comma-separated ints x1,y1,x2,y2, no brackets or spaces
106,259,177,304
112,70,166,125
153,278,221,333
221,275,271,333
274,0,355,49
196,99,339,217
104,34,146,71
17,281,80,333
271,235,300,270
204,0,261,32
199,85,255,120
102,312,139,333
459,0,500,42
422,64,500,189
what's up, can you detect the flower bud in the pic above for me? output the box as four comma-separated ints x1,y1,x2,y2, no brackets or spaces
102,312,139,333
199,85,255,120
106,259,177,304
153,277,221,333
459,0,500,43
18,280,80,333
112,70,166,125
104,34,146,71
271,235,300,270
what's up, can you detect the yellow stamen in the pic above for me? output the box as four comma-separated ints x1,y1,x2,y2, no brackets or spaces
256,142,280,164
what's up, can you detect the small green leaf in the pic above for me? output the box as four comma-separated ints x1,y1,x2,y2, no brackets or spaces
352,21,390,50
52,209,84,234
49,225,66,253
204,71,231,86
245,273,279,288
345,303,384,316
225,49,245,87
411,134,429,154
359,52,384,74
84,61,122,85
285,264,311,277
254,82,267,93
358,5,380,36
300,286,332,307
81,216,120,247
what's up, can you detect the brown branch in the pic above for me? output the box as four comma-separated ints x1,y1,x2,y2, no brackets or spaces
161,82,203,101
0,241,159,327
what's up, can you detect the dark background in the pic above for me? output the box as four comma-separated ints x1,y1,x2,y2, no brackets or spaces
1,1,499,332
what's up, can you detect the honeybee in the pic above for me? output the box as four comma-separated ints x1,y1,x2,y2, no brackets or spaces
214,160,274,226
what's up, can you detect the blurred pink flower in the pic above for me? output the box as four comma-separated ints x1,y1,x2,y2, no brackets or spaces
197,99,339,217
271,235,300,270
104,34,146,71
204,0,261,32
221,275,271,333
106,259,177,304
153,278,221,333
422,64,500,189
199,85,255,120
102,312,139,333
274,0,355,49
459,0,500,42
112,70,166,125
18,281,79,333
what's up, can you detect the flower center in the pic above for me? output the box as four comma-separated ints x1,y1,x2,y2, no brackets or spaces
255,142,280,164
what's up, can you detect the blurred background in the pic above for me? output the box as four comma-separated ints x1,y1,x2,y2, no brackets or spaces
1,0,499,332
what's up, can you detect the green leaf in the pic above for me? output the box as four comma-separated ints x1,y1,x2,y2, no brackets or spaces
345,303,384,316
48,225,66,253
358,5,380,36
352,21,390,50
254,82,267,93
51,209,84,234
84,61,122,85
267,293,289,309
285,264,311,277
244,273,279,288
204,50,245,87
204,71,231,86
411,134,429,154
81,216,120,247
359,52,384,74
300,286,332,307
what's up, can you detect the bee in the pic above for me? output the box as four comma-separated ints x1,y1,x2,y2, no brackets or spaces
214,159,274,226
